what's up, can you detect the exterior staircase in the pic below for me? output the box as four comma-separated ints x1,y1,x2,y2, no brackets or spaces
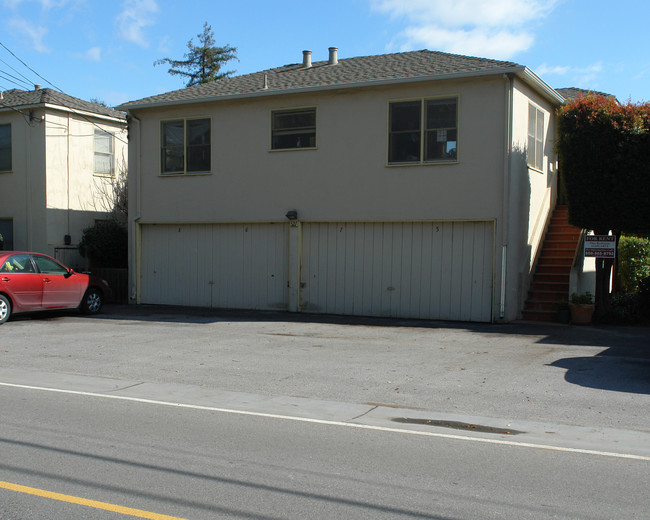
521,205,582,322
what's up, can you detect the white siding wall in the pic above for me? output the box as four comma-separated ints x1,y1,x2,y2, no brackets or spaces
301,221,494,321
140,223,289,310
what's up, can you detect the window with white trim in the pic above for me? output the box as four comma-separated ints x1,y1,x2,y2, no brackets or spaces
271,108,316,150
161,118,211,174
94,128,114,175
0,123,11,172
388,98,457,164
527,104,544,171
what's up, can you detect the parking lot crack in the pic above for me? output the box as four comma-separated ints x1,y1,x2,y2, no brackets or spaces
347,405,378,422
106,382,145,393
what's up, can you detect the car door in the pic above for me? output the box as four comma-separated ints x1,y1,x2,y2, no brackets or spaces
32,254,84,308
0,254,43,310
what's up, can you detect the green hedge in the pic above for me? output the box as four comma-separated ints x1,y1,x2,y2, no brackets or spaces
79,220,127,268
617,235,650,293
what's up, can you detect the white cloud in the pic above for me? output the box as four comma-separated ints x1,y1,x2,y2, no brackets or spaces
116,0,159,48
534,61,604,89
536,63,571,76
83,46,102,61
8,17,50,53
370,0,558,59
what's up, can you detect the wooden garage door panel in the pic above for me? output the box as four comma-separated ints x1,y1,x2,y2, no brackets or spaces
301,221,493,322
140,223,289,310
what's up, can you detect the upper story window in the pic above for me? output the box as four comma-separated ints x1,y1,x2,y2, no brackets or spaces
161,118,211,175
527,104,544,171
271,108,316,150
94,128,114,176
388,98,457,164
0,123,11,172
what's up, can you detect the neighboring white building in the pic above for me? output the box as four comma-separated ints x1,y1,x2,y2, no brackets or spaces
119,49,565,322
0,87,127,268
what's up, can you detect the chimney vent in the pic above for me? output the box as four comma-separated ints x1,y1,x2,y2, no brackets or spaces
34,84,42,90
302,50,312,68
328,47,338,65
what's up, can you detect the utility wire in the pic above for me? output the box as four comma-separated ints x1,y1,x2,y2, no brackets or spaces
0,41,64,93
0,56,37,86
0,40,129,145
0,69,32,89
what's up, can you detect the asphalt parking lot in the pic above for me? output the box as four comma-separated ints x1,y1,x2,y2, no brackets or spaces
1,304,649,432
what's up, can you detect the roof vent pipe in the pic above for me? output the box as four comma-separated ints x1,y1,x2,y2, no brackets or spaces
328,47,338,65
302,50,312,68
34,84,42,90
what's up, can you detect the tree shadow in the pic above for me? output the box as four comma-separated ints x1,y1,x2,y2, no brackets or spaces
548,344,650,395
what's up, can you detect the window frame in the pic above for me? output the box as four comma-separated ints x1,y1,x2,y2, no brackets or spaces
160,117,212,175
527,103,544,172
0,123,12,173
387,96,459,166
270,106,317,151
93,128,114,176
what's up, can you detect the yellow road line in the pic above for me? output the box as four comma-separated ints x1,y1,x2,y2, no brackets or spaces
0,481,189,520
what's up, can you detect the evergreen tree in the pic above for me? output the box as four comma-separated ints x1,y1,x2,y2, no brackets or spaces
155,22,237,87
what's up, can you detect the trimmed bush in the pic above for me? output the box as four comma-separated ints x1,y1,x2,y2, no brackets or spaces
79,220,127,268
617,235,650,293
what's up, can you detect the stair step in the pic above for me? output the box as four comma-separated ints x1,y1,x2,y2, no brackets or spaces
523,299,567,312
521,309,565,322
534,273,570,284
530,281,569,292
538,257,574,266
528,290,568,302
522,204,581,323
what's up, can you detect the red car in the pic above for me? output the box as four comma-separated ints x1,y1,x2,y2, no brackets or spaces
0,251,111,324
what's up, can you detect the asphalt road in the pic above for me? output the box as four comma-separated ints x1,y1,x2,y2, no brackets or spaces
0,305,649,518
2,381,649,519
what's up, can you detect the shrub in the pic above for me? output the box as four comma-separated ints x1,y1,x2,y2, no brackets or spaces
617,235,650,293
79,220,127,268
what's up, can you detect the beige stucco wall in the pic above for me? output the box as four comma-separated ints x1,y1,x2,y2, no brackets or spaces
131,76,507,225
44,111,128,255
128,74,560,321
0,106,126,265
0,109,47,252
506,78,558,316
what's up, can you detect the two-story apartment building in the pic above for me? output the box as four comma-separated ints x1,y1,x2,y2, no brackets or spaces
118,49,564,322
0,87,127,268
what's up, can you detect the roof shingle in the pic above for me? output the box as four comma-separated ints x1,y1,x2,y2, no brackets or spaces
119,50,524,109
0,88,125,119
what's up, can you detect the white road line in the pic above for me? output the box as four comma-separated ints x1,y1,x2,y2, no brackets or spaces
1,381,649,462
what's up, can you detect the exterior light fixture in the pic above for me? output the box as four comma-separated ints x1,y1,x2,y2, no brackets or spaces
285,210,298,221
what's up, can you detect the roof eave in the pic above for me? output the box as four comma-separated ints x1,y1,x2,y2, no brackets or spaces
516,67,565,105
0,101,126,122
119,65,528,111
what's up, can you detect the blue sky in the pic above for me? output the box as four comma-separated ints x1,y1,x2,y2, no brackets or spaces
0,0,648,107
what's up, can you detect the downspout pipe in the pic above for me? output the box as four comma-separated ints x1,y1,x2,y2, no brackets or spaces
500,74,514,320
126,112,142,303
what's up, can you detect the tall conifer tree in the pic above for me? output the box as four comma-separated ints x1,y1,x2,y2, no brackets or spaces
155,22,237,87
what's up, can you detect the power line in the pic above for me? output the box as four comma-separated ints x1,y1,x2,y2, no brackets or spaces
0,41,64,93
0,56,37,86
0,69,32,89
0,40,128,145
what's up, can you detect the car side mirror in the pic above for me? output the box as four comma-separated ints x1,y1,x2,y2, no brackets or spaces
64,269,74,278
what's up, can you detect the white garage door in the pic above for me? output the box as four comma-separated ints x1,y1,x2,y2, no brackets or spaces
140,223,289,310
300,221,494,322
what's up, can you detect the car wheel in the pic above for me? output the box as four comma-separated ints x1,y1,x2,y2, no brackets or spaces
0,294,11,324
81,288,103,314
